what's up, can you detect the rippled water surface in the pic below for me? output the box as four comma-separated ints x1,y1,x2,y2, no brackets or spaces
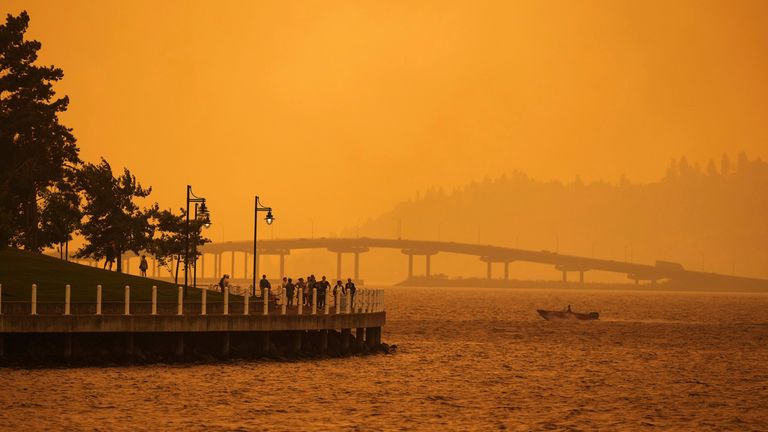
2,287,768,431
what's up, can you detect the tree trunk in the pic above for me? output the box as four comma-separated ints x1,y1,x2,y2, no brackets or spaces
174,255,180,285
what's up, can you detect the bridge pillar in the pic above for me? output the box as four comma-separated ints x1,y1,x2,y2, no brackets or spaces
354,252,360,281
230,250,235,279
200,253,205,279
487,261,492,280
562,270,567,282
337,252,342,281
425,255,432,279
279,254,286,280
580,271,584,284
408,254,414,279
504,262,509,280
243,252,248,280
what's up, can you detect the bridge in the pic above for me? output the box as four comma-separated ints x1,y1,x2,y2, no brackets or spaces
142,237,768,290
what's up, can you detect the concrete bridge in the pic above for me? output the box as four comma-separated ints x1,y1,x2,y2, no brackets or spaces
177,237,768,289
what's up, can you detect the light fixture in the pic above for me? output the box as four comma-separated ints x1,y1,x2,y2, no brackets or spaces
265,210,274,225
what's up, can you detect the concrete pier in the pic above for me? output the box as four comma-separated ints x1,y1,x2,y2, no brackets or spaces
0,286,387,365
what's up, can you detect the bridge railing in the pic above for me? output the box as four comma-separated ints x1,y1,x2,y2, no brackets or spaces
0,283,384,317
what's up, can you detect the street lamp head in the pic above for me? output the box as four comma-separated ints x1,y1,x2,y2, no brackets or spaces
265,210,274,225
202,211,212,228
199,201,208,215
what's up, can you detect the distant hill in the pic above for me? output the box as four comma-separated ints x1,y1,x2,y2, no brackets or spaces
346,153,768,281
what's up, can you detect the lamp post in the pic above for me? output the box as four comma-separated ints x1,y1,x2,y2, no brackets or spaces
252,195,274,296
185,185,211,297
192,201,212,289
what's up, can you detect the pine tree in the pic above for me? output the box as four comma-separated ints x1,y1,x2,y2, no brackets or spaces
0,11,79,250
75,158,157,272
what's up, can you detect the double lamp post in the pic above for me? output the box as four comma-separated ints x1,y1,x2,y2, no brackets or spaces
183,187,275,299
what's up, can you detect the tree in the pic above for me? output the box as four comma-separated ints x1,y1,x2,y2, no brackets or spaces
39,174,81,257
0,11,79,250
148,208,209,285
75,158,156,272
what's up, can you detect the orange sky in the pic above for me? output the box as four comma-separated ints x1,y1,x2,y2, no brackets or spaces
3,0,768,243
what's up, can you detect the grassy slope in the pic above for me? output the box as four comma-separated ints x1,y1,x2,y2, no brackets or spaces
0,249,226,302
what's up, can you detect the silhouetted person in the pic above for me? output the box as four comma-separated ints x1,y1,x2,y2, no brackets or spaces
285,278,295,307
104,243,115,270
297,277,307,306
307,275,316,307
259,274,271,299
317,275,330,309
345,278,357,309
219,274,230,291
139,255,148,277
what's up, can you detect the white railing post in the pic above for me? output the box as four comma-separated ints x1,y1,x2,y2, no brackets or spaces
263,287,269,316
324,291,330,315
244,292,249,315
297,290,303,315
358,289,363,313
311,288,317,315
335,290,340,315
64,284,71,315
177,286,183,315
201,287,207,315
124,285,130,315
345,290,350,314
96,285,102,315
224,287,229,315
151,286,157,315
31,284,37,315
281,290,286,315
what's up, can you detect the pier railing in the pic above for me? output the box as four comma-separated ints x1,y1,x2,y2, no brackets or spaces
0,283,384,317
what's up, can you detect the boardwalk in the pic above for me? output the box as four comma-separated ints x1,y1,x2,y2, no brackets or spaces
0,284,386,364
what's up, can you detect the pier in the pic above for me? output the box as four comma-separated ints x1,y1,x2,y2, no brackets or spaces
0,283,386,365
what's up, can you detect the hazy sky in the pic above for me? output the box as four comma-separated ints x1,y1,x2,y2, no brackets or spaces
4,0,768,242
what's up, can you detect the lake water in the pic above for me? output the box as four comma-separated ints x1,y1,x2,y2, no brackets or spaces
2,286,767,431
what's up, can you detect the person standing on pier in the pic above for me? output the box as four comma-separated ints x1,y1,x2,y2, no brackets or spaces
307,275,316,307
297,277,307,305
285,278,295,307
259,274,271,298
345,278,357,309
139,255,148,277
317,275,329,309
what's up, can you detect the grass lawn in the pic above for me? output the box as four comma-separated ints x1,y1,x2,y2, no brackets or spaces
0,248,227,303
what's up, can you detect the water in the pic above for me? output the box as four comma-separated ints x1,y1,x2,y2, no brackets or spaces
2,286,768,431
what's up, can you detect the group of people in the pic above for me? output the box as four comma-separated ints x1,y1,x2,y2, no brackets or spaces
102,242,150,278
258,274,357,309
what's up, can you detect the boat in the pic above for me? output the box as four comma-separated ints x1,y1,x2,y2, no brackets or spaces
537,308,599,321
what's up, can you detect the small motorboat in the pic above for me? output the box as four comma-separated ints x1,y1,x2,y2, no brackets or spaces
537,308,599,321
